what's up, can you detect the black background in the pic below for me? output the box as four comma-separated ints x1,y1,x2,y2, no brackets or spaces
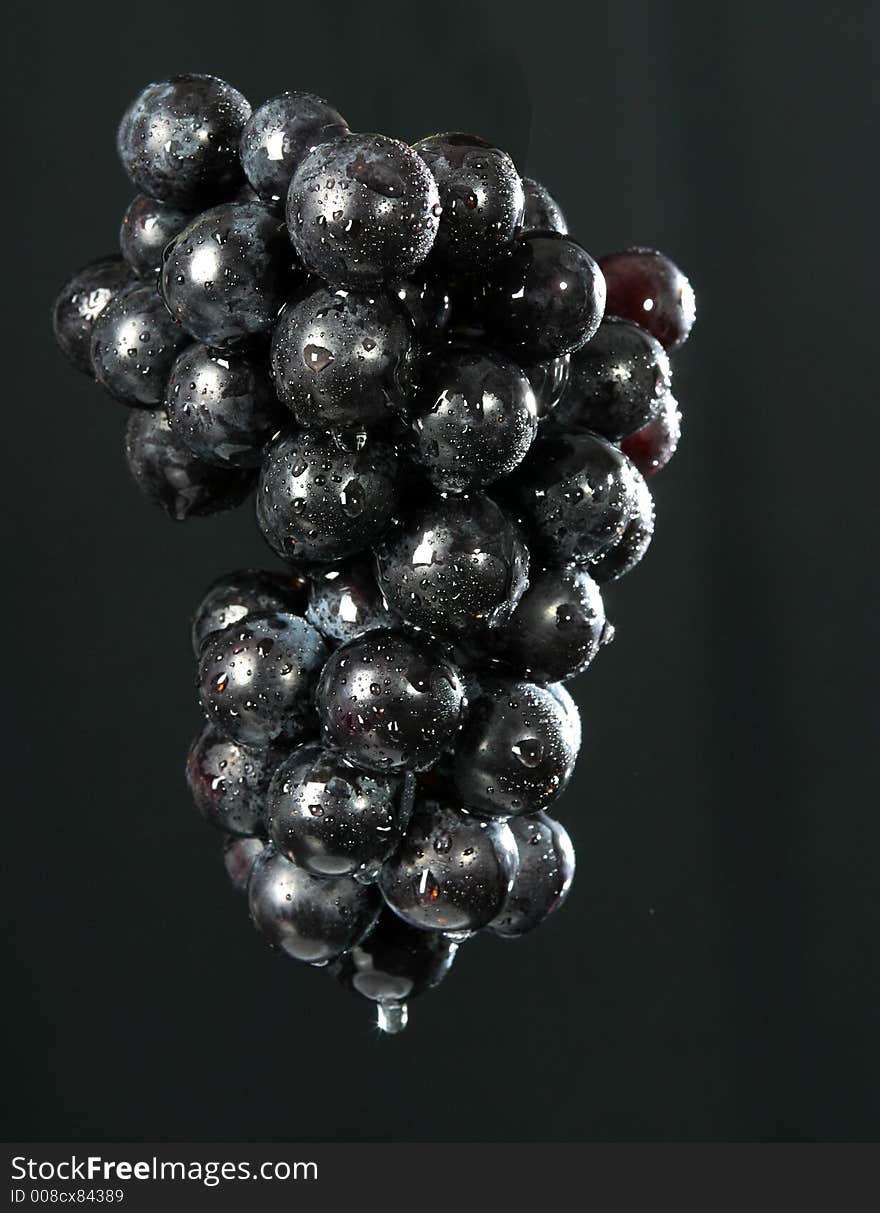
4,0,877,1141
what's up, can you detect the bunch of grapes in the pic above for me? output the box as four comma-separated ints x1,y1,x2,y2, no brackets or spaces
52,74,695,1032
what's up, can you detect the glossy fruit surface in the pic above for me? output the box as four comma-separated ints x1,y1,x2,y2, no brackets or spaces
330,908,458,1002
315,629,465,772
392,274,452,339
119,194,193,278
489,812,575,936
240,91,348,207
249,845,380,963
165,342,284,468
90,283,188,406
599,247,696,350
414,133,523,269
375,492,528,637
485,232,605,360
505,429,639,563
186,722,287,835
489,565,607,683
271,286,412,428
223,835,266,892
287,132,440,285
553,317,671,441
161,202,298,346
520,176,567,234
198,612,327,748
116,74,251,207
621,392,681,478
52,257,132,374
409,344,537,492
379,792,517,931
191,567,309,656
521,354,570,418
266,741,403,878
257,428,398,563
306,558,397,645
124,409,256,519
452,679,581,817
588,467,654,584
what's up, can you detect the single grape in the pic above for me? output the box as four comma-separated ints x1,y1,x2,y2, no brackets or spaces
503,429,639,564
191,568,309,657
484,232,605,360
599,247,696,350
161,202,300,347
223,835,267,893
375,492,529,638
124,409,256,520
186,722,288,835
257,428,398,564
116,74,251,207
553,317,671,441
239,91,348,207
489,812,575,937
621,392,682,478
452,678,581,817
287,132,440,285
379,791,517,932
413,132,524,269
271,286,412,428
315,628,465,772
489,565,607,683
306,558,397,645
197,612,327,748
165,342,285,468
52,257,132,374
520,354,570,418
519,176,567,235
588,467,654,583
408,344,537,492
248,845,381,964
330,908,459,1012
266,741,404,879
90,283,188,406
119,195,193,278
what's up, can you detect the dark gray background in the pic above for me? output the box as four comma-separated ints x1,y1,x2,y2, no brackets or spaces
3,0,877,1141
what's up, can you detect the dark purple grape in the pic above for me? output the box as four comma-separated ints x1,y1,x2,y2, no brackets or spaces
452,679,581,817
599,247,696,350
286,132,440,285
161,202,300,347
248,845,380,964
588,468,654,584
257,428,398,564
413,133,524,269
489,812,575,937
553,317,671,441
621,392,681,478
503,429,639,564
223,835,266,892
239,91,349,207
191,567,309,657
186,722,288,835
521,354,570,418
408,344,537,493
484,232,605,360
375,492,529,638
52,256,132,374
315,629,465,772
306,558,397,645
520,176,567,235
391,274,452,339
489,565,607,683
124,409,256,520
266,741,404,879
165,342,285,468
116,75,251,208
270,286,412,428
197,612,327,749
90,283,188,406
119,195,193,278
379,791,517,932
